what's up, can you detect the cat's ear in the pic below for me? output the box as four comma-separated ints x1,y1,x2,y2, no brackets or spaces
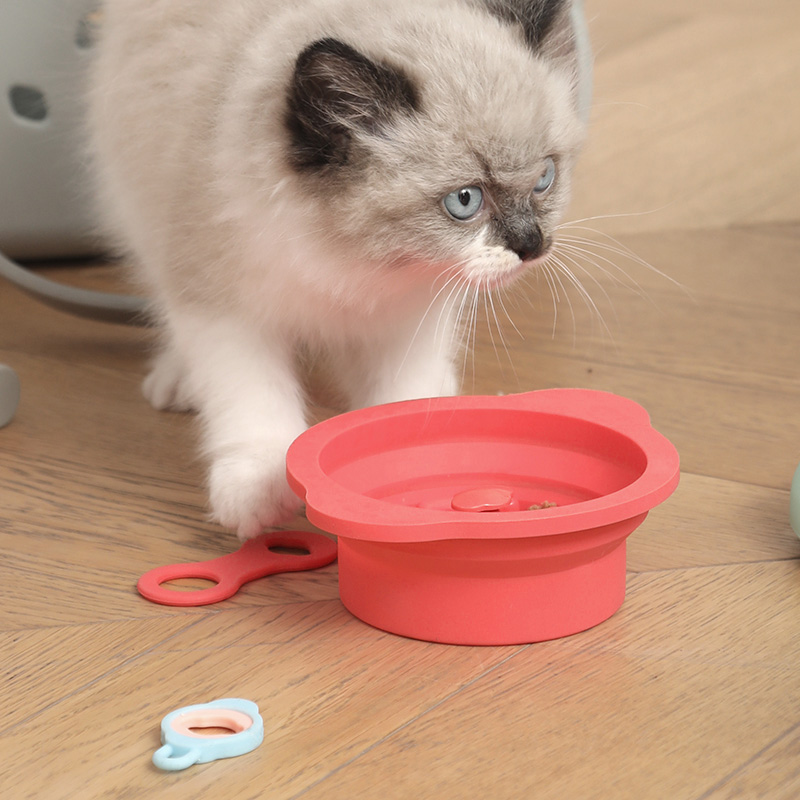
482,1,587,113
482,1,579,69
286,38,419,171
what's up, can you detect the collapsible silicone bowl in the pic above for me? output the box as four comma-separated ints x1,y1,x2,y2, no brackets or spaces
286,389,680,645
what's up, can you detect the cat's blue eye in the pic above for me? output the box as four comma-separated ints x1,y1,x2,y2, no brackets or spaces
534,157,556,194
443,186,484,221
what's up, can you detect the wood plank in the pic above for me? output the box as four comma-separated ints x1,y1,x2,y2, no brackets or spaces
478,230,800,395
572,10,800,235
292,562,800,800
701,724,800,800
469,345,800,490
2,616,207,733
627,473,800,573
0,602,521,799
0,454,339,629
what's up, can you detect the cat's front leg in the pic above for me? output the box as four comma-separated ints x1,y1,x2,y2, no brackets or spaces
143,339,196,412
166,310,306,540
341,312,460,409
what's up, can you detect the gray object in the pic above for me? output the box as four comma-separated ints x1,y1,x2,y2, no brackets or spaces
1,0,147,324
0,0,99,258
0,364,21,428
0,249,148,325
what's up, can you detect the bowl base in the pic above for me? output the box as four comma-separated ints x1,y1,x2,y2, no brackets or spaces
338,532,631,646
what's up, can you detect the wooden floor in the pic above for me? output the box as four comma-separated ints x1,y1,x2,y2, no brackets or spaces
2,1,800,797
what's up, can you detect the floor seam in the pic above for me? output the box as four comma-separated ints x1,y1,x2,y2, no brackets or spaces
0,614,210,737
286,645,534,799
693,719,800,800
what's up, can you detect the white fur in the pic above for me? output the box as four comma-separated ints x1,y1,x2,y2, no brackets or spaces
87,0,586,538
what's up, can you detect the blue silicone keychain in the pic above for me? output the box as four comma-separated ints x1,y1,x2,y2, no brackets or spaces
153,698,264,771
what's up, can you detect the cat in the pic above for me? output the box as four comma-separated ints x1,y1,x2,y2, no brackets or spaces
87,0,590,540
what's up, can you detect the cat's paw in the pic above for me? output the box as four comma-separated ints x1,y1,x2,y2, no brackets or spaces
143,350,195,412
209,451,302,541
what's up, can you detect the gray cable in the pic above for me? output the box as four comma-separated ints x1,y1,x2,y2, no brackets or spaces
0,248,149,326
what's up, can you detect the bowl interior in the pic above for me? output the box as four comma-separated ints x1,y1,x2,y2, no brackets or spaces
318,407,648,513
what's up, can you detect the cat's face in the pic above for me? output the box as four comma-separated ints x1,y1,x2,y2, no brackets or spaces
284,4,585,292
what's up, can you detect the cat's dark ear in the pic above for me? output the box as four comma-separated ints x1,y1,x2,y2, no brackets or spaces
482,1,587,113
482,0,578,66
480,0,564,49
286,38,419,172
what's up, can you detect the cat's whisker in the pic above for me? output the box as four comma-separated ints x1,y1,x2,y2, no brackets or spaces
437,272,472,345
552,249,621,332
538,267,560,338
557,231,645,262
556,238,647,291
540,258,575,339
469,289,482,385
485,287,520,385
547,253,615,344
426,271,463,340
557,232,653,278
556,223,688,293
519,263,555,336
556,205,673,229
458,286,481,391
482,288,503,369
439,271,473,383
443,278,476,385
551,246,619,314
493,285,524,342
459,288,476,385
445,268,474,322
394,269,466,381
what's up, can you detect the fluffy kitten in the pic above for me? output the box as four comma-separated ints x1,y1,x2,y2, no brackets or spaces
87,0,589,539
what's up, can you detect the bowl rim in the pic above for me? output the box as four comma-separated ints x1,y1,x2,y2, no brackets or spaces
286,388,680,543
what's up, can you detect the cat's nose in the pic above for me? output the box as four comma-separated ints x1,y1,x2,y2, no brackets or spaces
508,227,544,262
514,240,546,262
515,245,540,262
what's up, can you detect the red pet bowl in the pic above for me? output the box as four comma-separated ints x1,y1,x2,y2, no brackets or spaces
287,389,679,645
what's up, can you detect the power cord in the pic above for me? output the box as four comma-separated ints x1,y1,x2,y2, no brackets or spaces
0,248,147,325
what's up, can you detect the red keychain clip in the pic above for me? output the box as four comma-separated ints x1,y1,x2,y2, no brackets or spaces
137,531,337,606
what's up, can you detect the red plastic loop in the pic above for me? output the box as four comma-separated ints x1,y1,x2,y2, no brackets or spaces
137,531,337,607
